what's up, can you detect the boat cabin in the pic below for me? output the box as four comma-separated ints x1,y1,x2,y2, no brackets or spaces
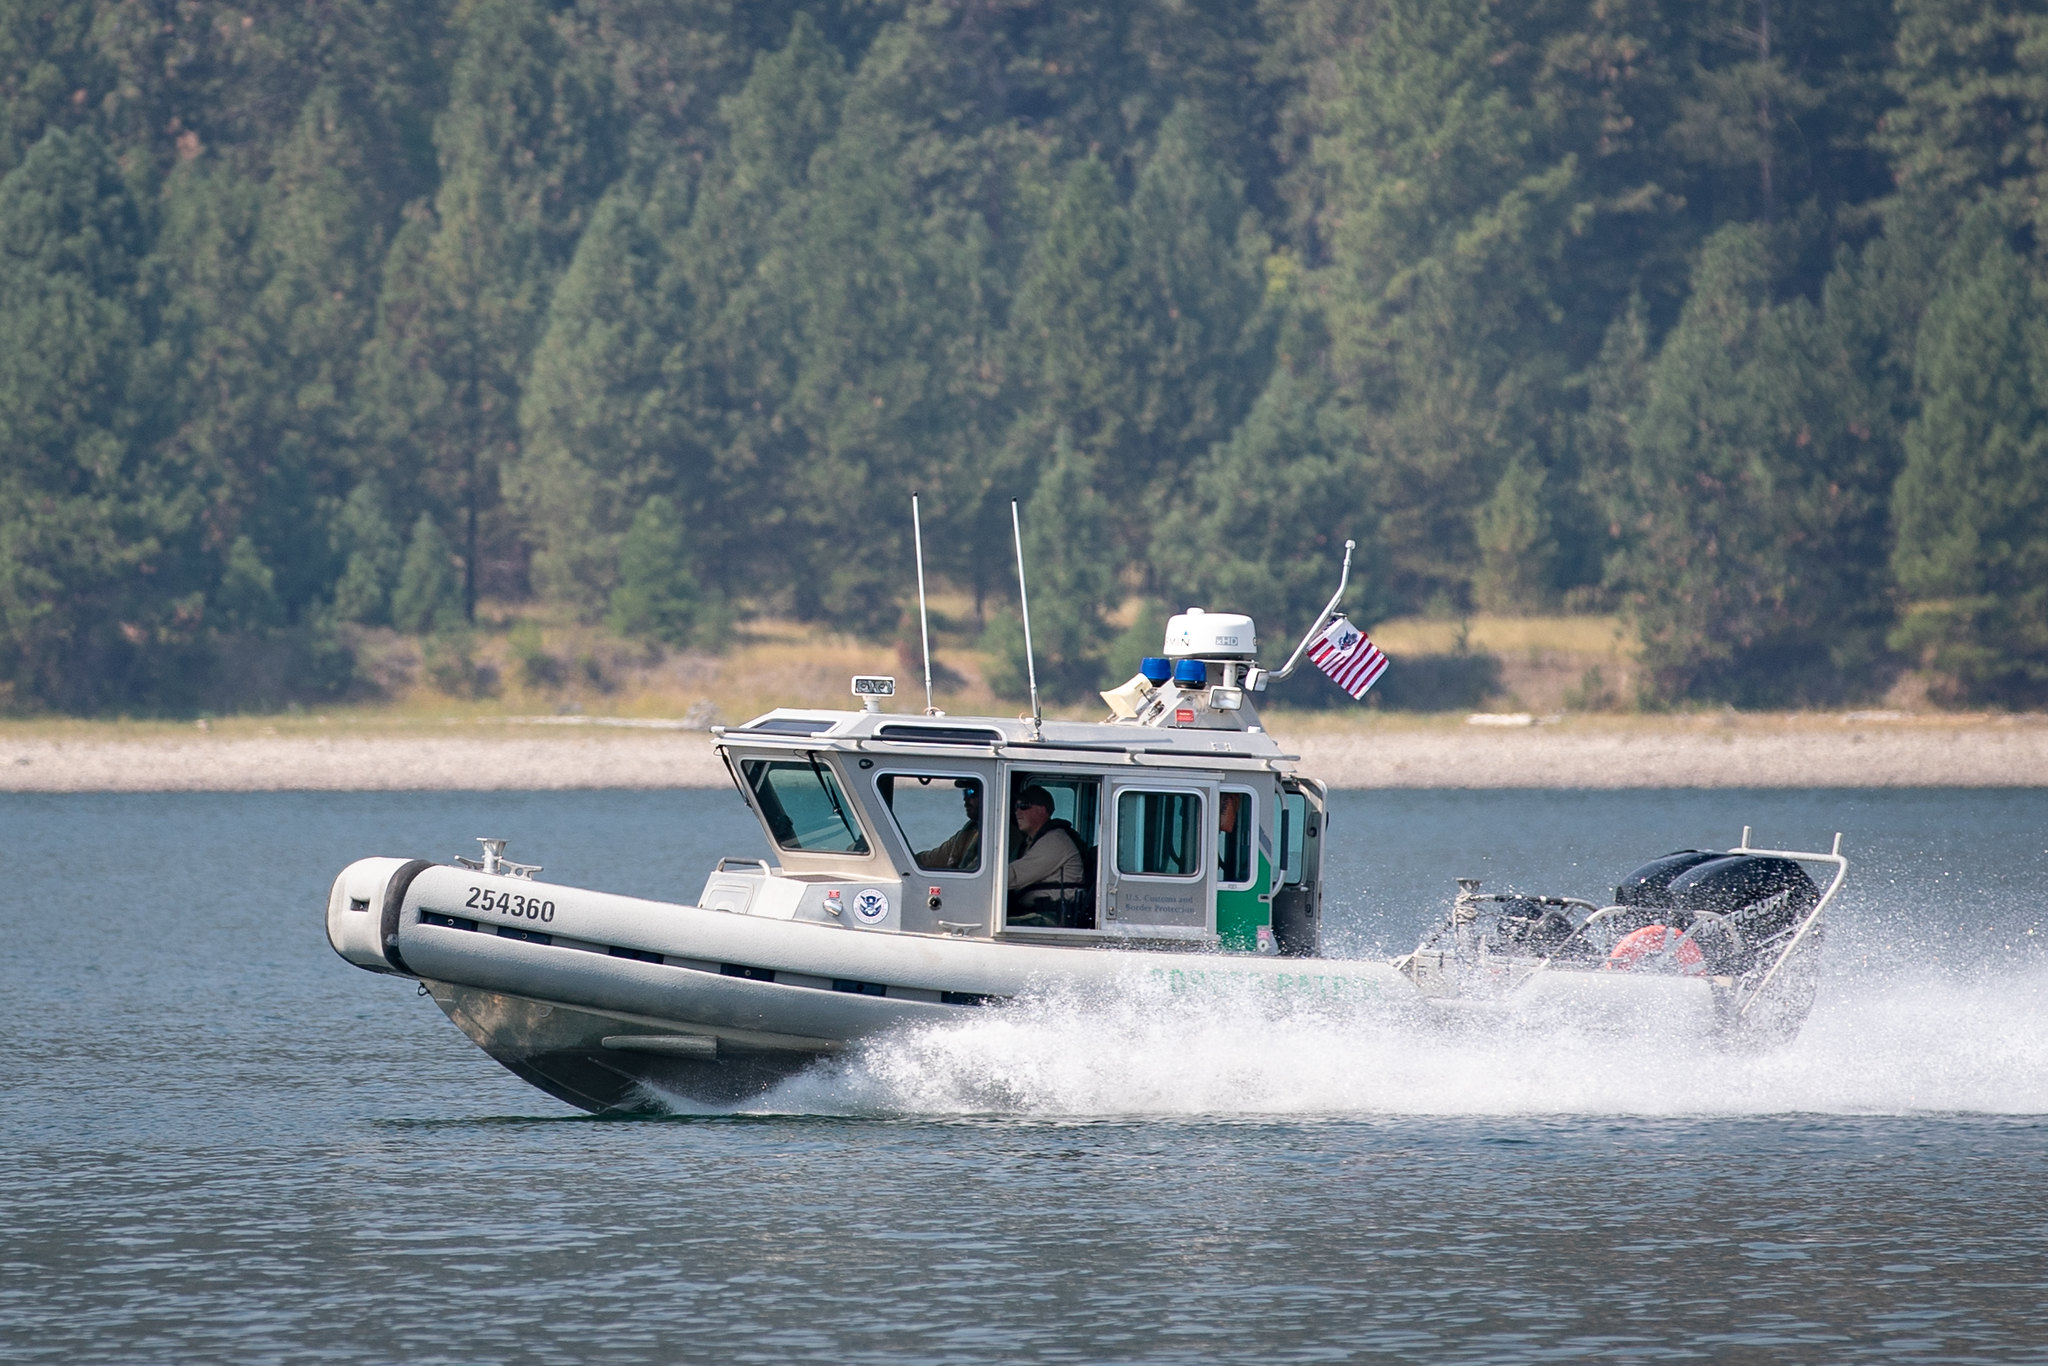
704,611,1328,956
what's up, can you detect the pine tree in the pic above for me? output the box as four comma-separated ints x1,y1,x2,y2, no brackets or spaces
390,514,465,635
1472,457,1556,613
0,128,199,709
809,15,1053,618
512,164,706,616
1297,0,1580,610
1877,0,2048,242
566,0,760,165
330,480,404,626
1663,0,1827,226
608,495,708,647
0,0,99,175
1277,0,1899,618
1575,295,1653,602
0,0,2028,718
215,536,284,631
149,156,326,625
779,59,999,632
1128,102,1267,518
88,0,451,182
246,83,404,552
356,0,621,620
1002,158,1147,551
1890,215,2048,705
1600,225,1892,704
667,15,845,617
146,76,421,630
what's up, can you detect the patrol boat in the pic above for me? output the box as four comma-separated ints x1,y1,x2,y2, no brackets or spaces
325,594,1847,1114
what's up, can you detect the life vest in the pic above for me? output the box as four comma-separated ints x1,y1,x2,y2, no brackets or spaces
1603,924,1705,975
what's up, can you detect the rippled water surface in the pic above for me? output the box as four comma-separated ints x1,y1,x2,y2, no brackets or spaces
4,787,2046,1362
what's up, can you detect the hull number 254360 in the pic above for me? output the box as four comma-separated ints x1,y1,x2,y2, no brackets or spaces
465,886,556,922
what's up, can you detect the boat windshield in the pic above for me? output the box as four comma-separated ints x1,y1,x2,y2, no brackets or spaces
740,757,869,854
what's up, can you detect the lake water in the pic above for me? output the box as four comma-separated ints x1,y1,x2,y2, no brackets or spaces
3,787,2045,1362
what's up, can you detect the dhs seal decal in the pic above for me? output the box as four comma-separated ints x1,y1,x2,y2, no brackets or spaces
851,888,890,924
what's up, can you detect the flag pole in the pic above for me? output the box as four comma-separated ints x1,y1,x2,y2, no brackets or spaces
911,491,937,715
1010,498,1043,739
1271,539,1355,681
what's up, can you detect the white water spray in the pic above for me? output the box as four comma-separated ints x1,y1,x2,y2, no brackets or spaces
716,964,2048,1120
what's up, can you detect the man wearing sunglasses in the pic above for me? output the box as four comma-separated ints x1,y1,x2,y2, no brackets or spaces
1007,784,1088,927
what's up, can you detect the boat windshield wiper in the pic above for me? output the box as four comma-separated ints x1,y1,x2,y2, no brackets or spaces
804,751,860,845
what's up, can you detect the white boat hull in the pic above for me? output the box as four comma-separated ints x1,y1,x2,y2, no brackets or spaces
328,858,1416,1112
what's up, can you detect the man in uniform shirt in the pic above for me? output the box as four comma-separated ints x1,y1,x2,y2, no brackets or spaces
1007,784,1088,926
915,781,982,871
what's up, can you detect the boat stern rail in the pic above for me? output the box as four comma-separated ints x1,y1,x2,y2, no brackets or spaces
1729,830,1846,1019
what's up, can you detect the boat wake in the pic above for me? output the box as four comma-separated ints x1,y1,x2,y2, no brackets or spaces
709,963,2048,1119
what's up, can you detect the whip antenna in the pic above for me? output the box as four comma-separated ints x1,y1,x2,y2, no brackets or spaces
911,492,936,715
1010,498,1043,739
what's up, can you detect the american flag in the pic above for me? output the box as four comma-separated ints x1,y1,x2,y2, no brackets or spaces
1307,616,1389,699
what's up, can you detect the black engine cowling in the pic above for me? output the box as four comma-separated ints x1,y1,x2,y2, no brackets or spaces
1611,850,1819,970
1614,850,1723,909
1665,855,1818,945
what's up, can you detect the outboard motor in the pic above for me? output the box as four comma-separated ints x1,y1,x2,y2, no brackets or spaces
1666,855,1818,948
1610,850,1819,973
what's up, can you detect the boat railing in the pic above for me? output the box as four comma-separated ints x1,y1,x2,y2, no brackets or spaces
1524,903,1643,970
1730,830,1847,1019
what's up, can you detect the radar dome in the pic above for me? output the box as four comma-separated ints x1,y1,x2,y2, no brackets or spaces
1162,608,1257,659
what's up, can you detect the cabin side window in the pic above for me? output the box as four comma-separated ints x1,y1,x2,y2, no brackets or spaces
739,757,870,855
1115,790,1204,879
877,773,983,874
1217,788,1256,887
1278,790,1308,885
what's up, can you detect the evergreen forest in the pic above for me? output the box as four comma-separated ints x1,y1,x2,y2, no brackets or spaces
4,0,2048,713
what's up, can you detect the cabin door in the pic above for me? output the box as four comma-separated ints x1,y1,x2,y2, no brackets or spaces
1271,780,1326,955
1102,776,1217,939
1213,782,1272,952
870,767,996,935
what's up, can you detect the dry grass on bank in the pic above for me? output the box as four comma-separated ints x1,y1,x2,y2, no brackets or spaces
0,606,2014,742
326,604,1648,727
420,596,1016,724
1367,613,1640,714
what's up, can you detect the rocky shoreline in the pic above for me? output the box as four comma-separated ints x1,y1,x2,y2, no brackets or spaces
4,716,2044,791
